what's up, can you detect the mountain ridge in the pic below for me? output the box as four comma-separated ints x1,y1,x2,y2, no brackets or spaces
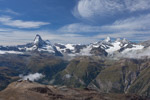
0,34,149,59
0,80,148,100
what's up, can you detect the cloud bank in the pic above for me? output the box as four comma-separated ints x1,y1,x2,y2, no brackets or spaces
117,47,150,59
19,73,45,81
0,16,50,28
59,13,150,41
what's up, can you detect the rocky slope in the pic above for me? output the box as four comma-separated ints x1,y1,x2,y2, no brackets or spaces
0,54,149,98
0,80,147,100
0,53,67,91
88,58,150,97
51,57,150,98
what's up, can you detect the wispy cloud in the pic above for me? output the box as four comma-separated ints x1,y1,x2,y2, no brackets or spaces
58,13,150,41
100,13,150,32
0,9,20,15
58,23,101,33
73,0,150,19
0,16,50,29
5,9,20,15
125,0,150,12
0,29,98,46
59,13,150,33
0,13,150,45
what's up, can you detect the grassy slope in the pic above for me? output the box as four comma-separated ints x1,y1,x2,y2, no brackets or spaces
128,60,150,97
89,59,150,97
53,56,106,88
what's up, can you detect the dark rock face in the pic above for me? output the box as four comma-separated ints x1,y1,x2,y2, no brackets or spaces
29,87,52,94
33,34,47,48
90,46,108,56
54,43,66,49
74,45,87,53
140,40,150,47
119,43,134,52
0,46,19,51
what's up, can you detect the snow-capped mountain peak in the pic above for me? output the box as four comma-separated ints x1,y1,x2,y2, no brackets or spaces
33,34,46,47
104,37,111,42
1,35,150,59
122,38,129,43
115,38,121,42
14,34,62,55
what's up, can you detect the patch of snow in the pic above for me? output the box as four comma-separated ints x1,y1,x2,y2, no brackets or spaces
104,37,111,42
38,45,55,53
55,46,62,52
65,44,75,50
80,45,92,56
34,35,42,45
25,45,37,51
123,44,128,47
115,38,121,42
106,41,121,54
122,45,144,54
92,44,100,48
68,54,76,56
55,44,76,53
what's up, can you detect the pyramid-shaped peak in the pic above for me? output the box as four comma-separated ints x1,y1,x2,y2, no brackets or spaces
104,37,111,42
34,34,42,42
33,34,46,46
34,34,43,44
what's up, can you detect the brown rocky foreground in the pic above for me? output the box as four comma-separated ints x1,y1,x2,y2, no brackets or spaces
0,80,148,100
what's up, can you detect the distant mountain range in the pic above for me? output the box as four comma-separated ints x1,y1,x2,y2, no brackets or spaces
0,34,150,59
0,35,150,99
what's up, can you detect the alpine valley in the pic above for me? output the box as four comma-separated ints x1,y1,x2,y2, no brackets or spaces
0,34,150,100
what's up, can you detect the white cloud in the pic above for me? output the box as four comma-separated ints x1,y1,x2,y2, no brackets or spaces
58,23,101,33
73,0,150,19
0,29,99,46
0,16,50,28
0,13,150,45
0,9,20,15
73,0,123,18
0,27,149,46
5,9,20,15
117,47,150,59
61,13,150,33
58,13,150,41
19,73,45,81
100,14,150,31
0,28,13,32
125,0,150,12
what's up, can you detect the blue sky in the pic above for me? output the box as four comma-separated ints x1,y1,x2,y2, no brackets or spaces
0,0,150,45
